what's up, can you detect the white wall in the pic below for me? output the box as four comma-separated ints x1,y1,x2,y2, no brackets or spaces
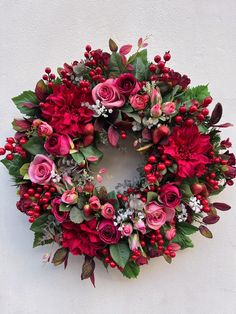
0,1,236,314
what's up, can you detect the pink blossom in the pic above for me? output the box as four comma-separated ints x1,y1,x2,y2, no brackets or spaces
121,223,133,237
162,102,176,115
151,88,162,104
145,201,167,230
61,187,78,205
150,104,162,117
89,195,101,211
130,94,149,110
28,154,55,185
92,79,125,109
134,220,146,234
128,234,139,251
101,203,115,219
165,227,176,240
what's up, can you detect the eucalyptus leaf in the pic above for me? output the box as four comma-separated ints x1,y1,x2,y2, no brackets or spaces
69,206,84,224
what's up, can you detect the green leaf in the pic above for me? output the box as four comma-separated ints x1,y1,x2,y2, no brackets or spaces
126,112,141,123
177,222,198,235
19,163,30,176
180,184,193,198
59,203,72,212
172,232,193,250
133,57,146,81
147,192,158,203
122,261,140,279
77,195,86,209
198,124,209,134
12,91,39,116
69,206,84,224
23,137,46,155
180,85,210,103
109,242,130,268
80,145,103,163
30,214,51,233
121,103,134,113
33,233,53,248
52,248,68,266
128,49,148,64
108,52,125,76
1,154,25,177
71,152,84,164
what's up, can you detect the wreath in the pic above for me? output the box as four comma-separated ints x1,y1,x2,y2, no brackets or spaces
1,37,235,285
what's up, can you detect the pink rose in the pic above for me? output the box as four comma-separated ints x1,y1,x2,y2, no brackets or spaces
151,88,162,104
89,196,101,211
115,73,140,96
52,198,69,223
165,226,176,240
33,119,53,136
101,203,115,219
92,79,125,109
98,219,121,244
162,102,176,115
28,154,56,185
121,223,133,237
160,184,181,209
145,201,167,230
44,133,72,156
150,104,162,117
134,220,146,234
61,187,78,205
130,94,149,110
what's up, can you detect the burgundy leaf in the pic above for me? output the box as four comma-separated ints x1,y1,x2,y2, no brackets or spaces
115,120,133,130
12,118,32,132
119,44,132,55
35,79,49,101
81,256,95,280
94,118,104,131
212,202,231,211
108,125,120,147
213,123,233,128
22,102,38,109
90,273,96,288
209,103,222,125
199,225,213,238
203,215,220,224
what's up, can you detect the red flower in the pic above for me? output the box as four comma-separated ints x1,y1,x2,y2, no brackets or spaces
61,218,103,257
41,85,94,137
164,125,210,178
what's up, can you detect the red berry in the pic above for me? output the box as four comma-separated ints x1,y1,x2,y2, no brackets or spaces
147,175,156,183
42,74,48,80
162,73,169,81
164,250,170,255
29,217,35,223
210,172,216,179
36,187,43,193
221,159,228,165
150,240,156,245
157,61,165,69
149,64,157,72
141,241,146,247
202,96,212,107
104,257,110,263
34,205,40,212
148,155,157,164
201,108,209,116
28,188,35,196
154,55,161,63
121,132,127,139
122,196,128,202
185,118,194,127
158,239,164,245
27,210,34,216
49,73,55,80
45,67,51,74
19,138,27,145
102,248,109,255
44,192,51,198
117,194,122,199
0,148,6,155
197,114,205,121
131,255,138,261
157,163,166,171
84,52,89,58
163,52,171,61
170,252,176,258
189,105,198,113
109,261,116,268
6,154,14,160
175,116,183,124
7,137,15,144
34,193,40,199
49,186,56,193
179,106,186,114
44,184,50,190
141,197,147,203
23,193,30,199
85,45,92,52
48,82,53,88
5,143,13,151
144,164,153,173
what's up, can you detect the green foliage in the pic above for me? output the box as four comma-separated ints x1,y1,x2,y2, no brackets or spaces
130,49,149,81
180,85,210,103
23,137,46,155
172,222,198,249
147,192,158,203
59,203,72,212
109,241,130,268
1,154,25,178
80,145,103,163
122,261,140,279
177,222,198,235
12,91,39,116
71,152,84,164
108,52,125,76
69,206,84,224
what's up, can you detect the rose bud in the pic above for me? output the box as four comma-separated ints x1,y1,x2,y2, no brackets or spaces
150,104,162,117
165,226,176,240
162,102,176,115
61,187,78,205
191,183,203,195
121,223,133,237
84,181,94,193
134,219,146,234
84,123,94,135
152,125,170,144
83,204,92,217
38,121,53,137
151,87,162,105
89,195,101,211
83,135,94,147
101,203,115,219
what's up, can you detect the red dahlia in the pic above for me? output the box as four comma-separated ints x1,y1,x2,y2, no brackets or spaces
41,85,94,137
164,125,211,178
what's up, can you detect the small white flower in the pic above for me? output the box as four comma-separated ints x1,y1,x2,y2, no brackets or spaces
177,204,188,222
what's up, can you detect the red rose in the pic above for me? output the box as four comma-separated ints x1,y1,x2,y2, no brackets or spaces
51,198,69,223
98,219,121,244
164,125,210,178
41,84,94,137
44,133,72,156
160,183,181,209
115,73,140,96
62,218,103,257
130,94,149,110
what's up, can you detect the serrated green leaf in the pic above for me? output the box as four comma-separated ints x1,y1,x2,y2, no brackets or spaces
23,137,46,155
69,206,84,224
108,52,125,76
121,103,134,113
109,242,130,268
33,233,53,248
59,203,72,212
12,91,39,116
77,195,86,209
147,192,158,203
19,163,30,176
30,213,50,233
1,154,25,177
177,222,198,235
172,232,193,250
122,261,140,278
126,112,142,123
180,85,210,103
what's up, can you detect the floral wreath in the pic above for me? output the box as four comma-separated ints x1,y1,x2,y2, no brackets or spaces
1,37,235,285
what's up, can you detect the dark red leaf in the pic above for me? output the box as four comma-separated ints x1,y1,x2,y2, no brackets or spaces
119,44,132,55
115,121,133,130
209,103,222,125
94,118,104,131
199,225,213,238
213,123,233,128
212,202,231,211
203,215,220,224
35,79,50,101
108,125,120,147
90,273,96,288
12,118,32,132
